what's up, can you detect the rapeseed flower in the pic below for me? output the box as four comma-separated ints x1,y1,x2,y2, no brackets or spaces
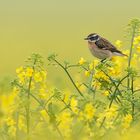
40,109,49,121
134,36,140,45
103,90,110,96
89,62,94,70
34,72,43,82
79,57,86,65
25,67,34,77
94,71,109,82
137,46,140,53
16,66,24,74
122,114,132,129
5,117,16,126
70,97,78,114
115,40,122,48
18,115,26,132
8,126,16,137
85,70,90,77
84,103,95,121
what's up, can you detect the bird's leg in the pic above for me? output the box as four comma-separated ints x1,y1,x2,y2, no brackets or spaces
101,58,106,63
100,58,112,67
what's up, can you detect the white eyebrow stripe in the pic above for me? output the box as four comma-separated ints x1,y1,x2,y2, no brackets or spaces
92,34,97,37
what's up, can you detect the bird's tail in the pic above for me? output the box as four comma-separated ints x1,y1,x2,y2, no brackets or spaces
113,52,128,57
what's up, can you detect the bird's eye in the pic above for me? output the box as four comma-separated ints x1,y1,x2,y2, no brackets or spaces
90,37,96,40
90,35,98,40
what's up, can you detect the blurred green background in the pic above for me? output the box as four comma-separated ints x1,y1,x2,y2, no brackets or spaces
0,0,140,77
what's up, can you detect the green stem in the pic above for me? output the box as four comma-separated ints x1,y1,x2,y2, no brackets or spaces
88,70,94,93
30,93,64,140
101,70,122,96
131,77,134,118
53,59,85,98
14,80,64,139
100,74,128,128
127,26,136,88
16,83,64,140
109,74,128,108
133,89,140,94
26,58,37,136
83,83,95,93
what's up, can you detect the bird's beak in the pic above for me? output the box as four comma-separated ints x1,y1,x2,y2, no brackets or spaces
84,38,88,40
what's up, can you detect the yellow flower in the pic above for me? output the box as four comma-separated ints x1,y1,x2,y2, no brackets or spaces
25,67,34,77
8,126,16,137
123,50,129,56
134,36,140,45
133,53,138,59
85,70,90,77
18,115,26,131
108,67,120,76
111,56,117,62
40,110,49,121
124,114,132,123
63,91,70,103
39,93,47,100
70,97,78,114
94,71,109,81
78,57,86,65
115,40,122,48
70,97,77,108
17,72,25,84
16,66,24,74
103,90,110,96
5,117,16,126
38,88,48,99
12,87,19,96
122,114,132,129
75,82,86,92
93,59,99,67
137,46,140,53
105,105,118,119
34,72,42,82
84,103,95,121
92,80,101,88
58,112,72,131
89,62,94,70
40,70,47,80
58,111,72,137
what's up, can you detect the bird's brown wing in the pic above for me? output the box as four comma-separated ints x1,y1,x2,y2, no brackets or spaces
95,37,122,53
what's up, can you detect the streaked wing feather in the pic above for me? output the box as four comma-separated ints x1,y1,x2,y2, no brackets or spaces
95,38,122,53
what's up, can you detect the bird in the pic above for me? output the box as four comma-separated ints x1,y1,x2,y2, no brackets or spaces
84,33,127,61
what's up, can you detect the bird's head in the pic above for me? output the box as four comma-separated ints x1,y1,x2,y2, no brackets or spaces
84,33,100,42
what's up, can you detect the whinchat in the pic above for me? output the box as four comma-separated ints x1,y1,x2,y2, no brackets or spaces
85,33,127,60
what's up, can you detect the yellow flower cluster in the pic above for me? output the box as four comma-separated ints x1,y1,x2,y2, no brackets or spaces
16,66,47,84
122,114,132,129
97,105,118,129
133,36,140,54
57,111,73,137
84,60,99,77
84,103,96,121
77,103,96,122
103,90,110,96
115,40,122,48
2,41,140,140
94,71,109,81
70,97,78,114
79,57,86,65
5,117,16,136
